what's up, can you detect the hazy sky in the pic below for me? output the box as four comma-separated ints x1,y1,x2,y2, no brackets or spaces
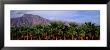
10,10,100,25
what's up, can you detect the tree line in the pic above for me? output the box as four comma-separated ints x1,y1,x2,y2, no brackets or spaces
11,21,100,40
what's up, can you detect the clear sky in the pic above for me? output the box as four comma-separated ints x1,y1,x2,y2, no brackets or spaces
10,10,100,25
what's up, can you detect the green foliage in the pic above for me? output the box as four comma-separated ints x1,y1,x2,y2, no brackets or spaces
11,22,100,40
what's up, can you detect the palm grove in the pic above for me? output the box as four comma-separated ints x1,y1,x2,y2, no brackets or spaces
11,21,100,40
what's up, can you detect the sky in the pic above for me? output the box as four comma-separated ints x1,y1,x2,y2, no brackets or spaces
10,10,100,25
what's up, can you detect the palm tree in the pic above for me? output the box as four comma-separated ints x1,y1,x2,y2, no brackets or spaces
66,24,77,39
32,25,43,40
95,26,100,40
11,27,18,40
80,22,99,40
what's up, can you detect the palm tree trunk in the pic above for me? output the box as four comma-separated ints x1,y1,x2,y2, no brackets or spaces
30,34,32,40
72,35,74,40
63,33,65,40
56,36,58,40
27,33,28,40
86,36,88,40
92,36,94,40
29,33,32,40
39,35,41,40
81,36,83,40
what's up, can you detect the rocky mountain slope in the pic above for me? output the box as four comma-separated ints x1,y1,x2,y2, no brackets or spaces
11,14,50,27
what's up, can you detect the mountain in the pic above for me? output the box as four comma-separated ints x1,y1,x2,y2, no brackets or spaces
11,14,50,27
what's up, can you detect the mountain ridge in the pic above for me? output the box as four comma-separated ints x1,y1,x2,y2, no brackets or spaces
11,14,50,27
11,14,99,27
